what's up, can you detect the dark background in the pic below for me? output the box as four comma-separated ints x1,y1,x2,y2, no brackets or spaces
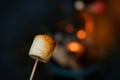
1,0,120,80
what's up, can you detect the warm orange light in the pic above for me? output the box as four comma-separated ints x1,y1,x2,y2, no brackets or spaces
77,30,87,40
82,12,94,35
66,41,84,53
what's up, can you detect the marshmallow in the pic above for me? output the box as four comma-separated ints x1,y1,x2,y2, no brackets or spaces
29,34,56,63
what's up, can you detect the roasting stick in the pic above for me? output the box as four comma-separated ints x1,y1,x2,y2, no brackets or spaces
29,58,39,80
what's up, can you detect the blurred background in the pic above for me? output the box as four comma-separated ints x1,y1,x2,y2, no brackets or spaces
1,0,120,80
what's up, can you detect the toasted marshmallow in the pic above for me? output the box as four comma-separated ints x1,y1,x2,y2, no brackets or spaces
29,34,56,63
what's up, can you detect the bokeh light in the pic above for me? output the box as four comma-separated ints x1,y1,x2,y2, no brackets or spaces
87,1,105,14
77,29,87,40
74,0,85,11
66,41,84,54
82,12,94,35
